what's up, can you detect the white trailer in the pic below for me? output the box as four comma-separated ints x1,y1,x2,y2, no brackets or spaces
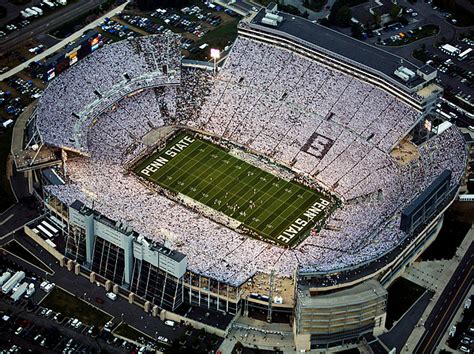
21,10,32,18
31,7,43,16
458,48,472,61
2,271,25,294
2,119,14,128
25,8,39,17
10,282,28,302
43,0,56,7
0,272,12,287
25,283,35,298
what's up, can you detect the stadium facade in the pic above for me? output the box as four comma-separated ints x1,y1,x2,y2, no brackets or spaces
13,6,467,352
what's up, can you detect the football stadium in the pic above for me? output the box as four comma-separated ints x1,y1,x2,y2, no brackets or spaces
134,131,337,247
11,4,468,351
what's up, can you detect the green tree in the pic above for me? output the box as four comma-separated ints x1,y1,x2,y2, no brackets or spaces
399,16,408,25
372,10,381,25
351,22,364,39
0,6,7,19
390,3,402,19
335,6,352,27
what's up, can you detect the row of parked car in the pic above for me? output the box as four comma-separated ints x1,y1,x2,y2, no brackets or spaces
448,296,474,353
0,0,67,38
99,18,140,40
2,313,98,353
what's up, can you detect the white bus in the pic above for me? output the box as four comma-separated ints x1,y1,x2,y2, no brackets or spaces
45,239,56,248
50,214,65,229
458,48,472,61
41,221,59,235
459,194,474,201
37,224,53,238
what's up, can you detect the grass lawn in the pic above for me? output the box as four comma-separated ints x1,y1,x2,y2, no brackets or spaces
385,277,426,329
0,6,6,20
114,323,154,342
192,19,239,60
2,240,51,272
135,132,335,247
386,24,439,46
41,287,112,327
252,0,273,6
0,129,15,213
303,0,328,12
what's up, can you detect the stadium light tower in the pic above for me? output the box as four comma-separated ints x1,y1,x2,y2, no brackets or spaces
81,188,97,211
210,48,220,75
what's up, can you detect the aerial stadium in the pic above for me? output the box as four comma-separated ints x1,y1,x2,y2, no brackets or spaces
11,4,467,351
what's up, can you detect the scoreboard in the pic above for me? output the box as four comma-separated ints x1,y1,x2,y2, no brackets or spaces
400,169,452,233
41,31,103,82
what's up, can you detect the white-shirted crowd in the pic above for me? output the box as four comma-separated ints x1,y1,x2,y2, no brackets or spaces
36,34,181,154
43,36,466,287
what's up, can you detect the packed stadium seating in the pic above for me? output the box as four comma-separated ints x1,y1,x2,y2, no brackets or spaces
36,34,181,154
42,36,466,286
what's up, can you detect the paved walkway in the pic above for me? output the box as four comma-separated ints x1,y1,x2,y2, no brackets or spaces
0,1,130,82
219,316,295,352
403,259,447,291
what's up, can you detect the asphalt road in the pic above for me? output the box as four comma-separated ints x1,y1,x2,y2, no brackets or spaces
414,241,474,354
0,203,39,239
0,0,104,53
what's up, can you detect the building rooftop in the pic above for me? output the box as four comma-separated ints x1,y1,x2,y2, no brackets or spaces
416,83,442,99
418,64,437,75
70,199,86,212
298,279,387,307
249,9,426,89
149,242,187,262
351,0,393,26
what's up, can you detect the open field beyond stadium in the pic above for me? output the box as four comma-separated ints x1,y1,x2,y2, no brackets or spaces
135,132,334,247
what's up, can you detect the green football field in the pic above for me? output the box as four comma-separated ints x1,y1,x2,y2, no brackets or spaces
134,132,334,247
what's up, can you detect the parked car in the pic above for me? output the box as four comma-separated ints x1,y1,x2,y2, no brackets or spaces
106,292,117,301
164,320,175,327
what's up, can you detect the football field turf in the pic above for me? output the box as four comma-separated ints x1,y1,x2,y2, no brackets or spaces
134,132,334,247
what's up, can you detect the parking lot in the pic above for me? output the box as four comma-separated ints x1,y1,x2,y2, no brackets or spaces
117,3,240,59
0,259,119,353
1,232,224,353
0,74,43,125
0,257,166,353
445,295,474,352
